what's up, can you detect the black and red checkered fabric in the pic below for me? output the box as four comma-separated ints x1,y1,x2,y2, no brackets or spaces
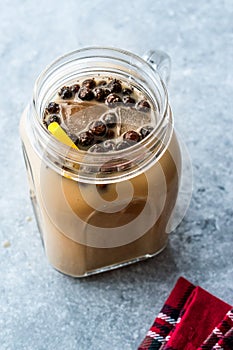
198,308,233,349
138,277,232,350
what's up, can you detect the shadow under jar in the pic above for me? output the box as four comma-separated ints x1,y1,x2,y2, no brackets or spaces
20,47,181,277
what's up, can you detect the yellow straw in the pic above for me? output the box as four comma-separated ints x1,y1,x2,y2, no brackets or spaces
48,122,78,149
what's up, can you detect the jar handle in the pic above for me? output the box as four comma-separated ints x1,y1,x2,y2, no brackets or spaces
143,50,171,85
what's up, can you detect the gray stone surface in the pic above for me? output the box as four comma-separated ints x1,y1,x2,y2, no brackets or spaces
0,1,233,349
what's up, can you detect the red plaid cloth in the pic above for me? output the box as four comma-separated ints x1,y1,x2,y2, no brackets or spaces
215,327,233,349
138,277,232,350
198,309,233,349
138,277,195,349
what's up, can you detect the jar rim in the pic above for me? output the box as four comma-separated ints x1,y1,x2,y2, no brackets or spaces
30,46,173,183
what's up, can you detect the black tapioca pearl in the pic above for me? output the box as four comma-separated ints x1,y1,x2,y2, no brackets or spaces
82,78,96,89
101,112,117,128
47,114,62,126
89,144,106,153
70,84,80,94
58,86,73,99
89,120,107,137
136,99,151,112
139,125,154,139
103,140,115,151
75,131,94,149
123,96,136,106
78,87,94,101
93,87,106,102
46,102,60,114
122,87,133,95
105,93,122,107
103,88,111,98
123,130,141,142
116,140,133,151
107,79,122,93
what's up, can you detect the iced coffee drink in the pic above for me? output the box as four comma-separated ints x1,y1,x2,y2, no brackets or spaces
20,48,181,277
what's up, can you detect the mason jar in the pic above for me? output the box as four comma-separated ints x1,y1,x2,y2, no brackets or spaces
20,47,181,277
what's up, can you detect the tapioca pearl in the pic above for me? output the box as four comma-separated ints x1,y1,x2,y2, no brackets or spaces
101,112,117,128
123,96,136,107
75,131,94,149
122,87,133,95
70,84,80,94
89,120,107,137
106,79,122,93
46,102,60,114
58,86,73,99
123,130,141,142
102,140,116,151
89,144,106,153
47,115,62,126
136,99,151,112
116,140,134,151
105,93,122,108
139,125,154,139
82,78,96,89
93,87,106,102
78,87,94,101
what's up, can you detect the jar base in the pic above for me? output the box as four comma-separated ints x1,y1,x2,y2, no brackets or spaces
51,243,168,278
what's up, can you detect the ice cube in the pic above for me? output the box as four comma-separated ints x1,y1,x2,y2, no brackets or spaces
60,101,108,135
117,106,152,135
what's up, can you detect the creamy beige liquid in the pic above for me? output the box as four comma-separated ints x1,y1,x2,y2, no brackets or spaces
20,76,181,277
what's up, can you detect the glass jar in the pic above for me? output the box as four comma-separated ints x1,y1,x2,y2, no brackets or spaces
20,47,182,277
